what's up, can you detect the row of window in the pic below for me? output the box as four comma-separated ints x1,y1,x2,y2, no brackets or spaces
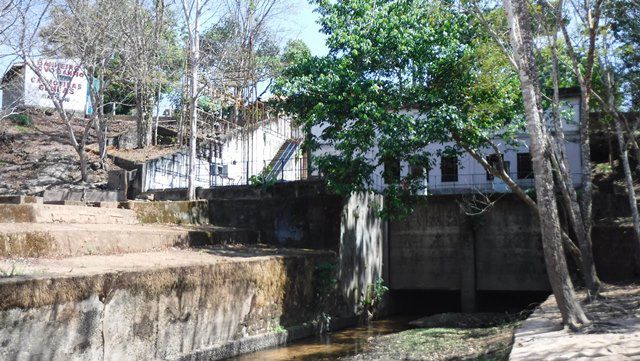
440,153,534,182
382,153,535,184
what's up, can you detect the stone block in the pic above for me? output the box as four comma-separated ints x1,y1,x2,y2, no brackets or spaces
63,200,86,206
0,195,42,204
97,202,119,208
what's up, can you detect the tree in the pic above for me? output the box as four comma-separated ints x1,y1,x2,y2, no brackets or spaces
502,0,589,329
181,0,205,200
597,7,640,265
121,0,177,148
41,0,132,167
199,0,291,124
470,0,602,296
542,0,604,296
4,0,96,181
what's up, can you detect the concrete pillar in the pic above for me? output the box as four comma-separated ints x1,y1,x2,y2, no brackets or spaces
460,216,477,312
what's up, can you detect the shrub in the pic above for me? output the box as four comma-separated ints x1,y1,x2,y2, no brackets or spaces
9,113,32,127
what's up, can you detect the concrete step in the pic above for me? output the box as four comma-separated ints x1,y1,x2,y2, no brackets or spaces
0,223,260,258
0,204,140,224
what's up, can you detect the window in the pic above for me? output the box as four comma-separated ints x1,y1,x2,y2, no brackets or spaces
486,154,510,181
408,156,430,181
517,153,534,179
441,156,458,182
383,156,401,184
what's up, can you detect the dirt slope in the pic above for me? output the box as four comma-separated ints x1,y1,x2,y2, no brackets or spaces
0,111,116,195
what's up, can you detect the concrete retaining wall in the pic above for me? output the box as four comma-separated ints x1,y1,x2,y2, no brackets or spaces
0,255,333,361
201,181,344,250
200,182,387,317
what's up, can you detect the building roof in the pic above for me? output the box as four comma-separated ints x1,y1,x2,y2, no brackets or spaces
1,63,25,85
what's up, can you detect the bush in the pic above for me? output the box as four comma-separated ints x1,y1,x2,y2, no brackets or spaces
9,113,32,127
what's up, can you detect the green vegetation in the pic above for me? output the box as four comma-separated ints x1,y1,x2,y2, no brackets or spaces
9,114,32,127
274,0,522,217
313,261,338,331
272,324,286,334
358,277,389,321
345,313,527,361
248,166,278,189
595,162,613,176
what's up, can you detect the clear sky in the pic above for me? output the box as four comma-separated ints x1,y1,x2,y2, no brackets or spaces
288,0,328,56
0,0,328,108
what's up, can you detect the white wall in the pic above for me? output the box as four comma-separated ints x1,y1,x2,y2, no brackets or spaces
215,117,305,185
143,152,210,191
310,96,584,194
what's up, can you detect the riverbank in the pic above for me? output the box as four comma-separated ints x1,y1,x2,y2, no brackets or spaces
341,313,526,361
510,283,640,360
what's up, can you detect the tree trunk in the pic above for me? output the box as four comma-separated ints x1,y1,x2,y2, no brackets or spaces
154,84,161,145
548,32,601,295
503,0,589,329
186,0,200,201
136,84,146,148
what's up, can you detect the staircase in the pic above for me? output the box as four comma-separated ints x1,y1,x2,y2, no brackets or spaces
0,196,331,360
0,199,258,258
264,138,300,181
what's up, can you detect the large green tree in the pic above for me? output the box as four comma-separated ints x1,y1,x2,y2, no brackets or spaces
274,0,525,206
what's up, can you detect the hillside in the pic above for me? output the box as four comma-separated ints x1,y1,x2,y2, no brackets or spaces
0,111,117,195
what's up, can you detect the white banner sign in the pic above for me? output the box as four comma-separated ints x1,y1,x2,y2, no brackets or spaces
23,59,88,113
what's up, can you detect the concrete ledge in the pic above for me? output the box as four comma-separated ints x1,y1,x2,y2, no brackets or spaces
0,223,258,258
43,189,125,204
0,249,337,361
0,204,139,224
122,200,210,225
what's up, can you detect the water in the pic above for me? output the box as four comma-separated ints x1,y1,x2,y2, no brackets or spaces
229,316,414,361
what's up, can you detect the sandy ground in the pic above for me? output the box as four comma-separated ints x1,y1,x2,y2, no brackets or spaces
510,284,640,360
0,244,331,281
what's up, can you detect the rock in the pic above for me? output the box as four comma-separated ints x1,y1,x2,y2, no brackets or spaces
90,162,101,171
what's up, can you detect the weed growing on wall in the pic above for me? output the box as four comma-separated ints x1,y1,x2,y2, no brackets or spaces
313,261,338,333
358,277,389,323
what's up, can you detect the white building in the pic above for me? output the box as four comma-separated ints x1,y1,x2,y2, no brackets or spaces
140,115,306,192
1,59,89,114
311,89,583,194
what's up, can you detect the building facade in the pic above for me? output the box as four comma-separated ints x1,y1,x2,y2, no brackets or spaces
311,90,583,194
1,60,89,113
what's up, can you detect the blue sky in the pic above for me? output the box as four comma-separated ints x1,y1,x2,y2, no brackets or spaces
0,0,328,108
289,0,328,56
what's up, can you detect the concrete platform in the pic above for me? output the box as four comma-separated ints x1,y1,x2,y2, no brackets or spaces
0,204,140,224
0,223,259,258
0,247,334,361
509,285,640,360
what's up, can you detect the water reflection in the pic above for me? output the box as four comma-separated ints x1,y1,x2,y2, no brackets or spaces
230,316,414,361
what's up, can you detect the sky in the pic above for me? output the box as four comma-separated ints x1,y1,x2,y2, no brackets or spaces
0,0,328,108
288,0,328,56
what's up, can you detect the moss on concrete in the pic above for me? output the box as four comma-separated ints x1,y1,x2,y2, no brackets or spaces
124,200,209,225
0,231,55,258
0,205,36,223
0,253,332,333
